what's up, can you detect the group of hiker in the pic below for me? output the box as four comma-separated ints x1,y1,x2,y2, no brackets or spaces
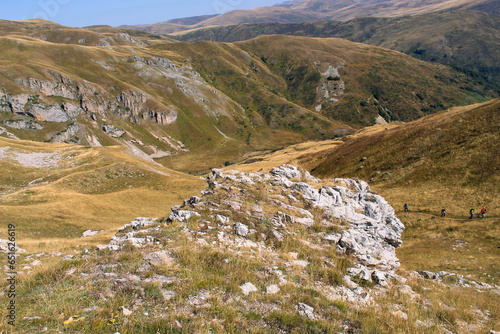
403,203,488,219
469,205,488,219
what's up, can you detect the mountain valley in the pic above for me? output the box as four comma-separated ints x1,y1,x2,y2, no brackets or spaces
0,1,499,332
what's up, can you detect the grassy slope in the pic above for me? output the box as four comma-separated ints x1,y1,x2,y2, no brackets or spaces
3,20,494,173
301,98,499,215
236,35,494,124
1,135,498,333
294,99,500,285
224,99,500,301
0,137,205,251
0,20,350,172
174,10,500,85
1,151,499,334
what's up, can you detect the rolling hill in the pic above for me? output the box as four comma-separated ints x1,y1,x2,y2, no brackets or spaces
174,10,500,85
0,136,205,250
2,99,498,333
122,0,498,35
1,20,494,173
298,98,500,216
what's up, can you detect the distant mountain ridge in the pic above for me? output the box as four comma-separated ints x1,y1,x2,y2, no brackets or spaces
121,0,498,35
172,10,500,85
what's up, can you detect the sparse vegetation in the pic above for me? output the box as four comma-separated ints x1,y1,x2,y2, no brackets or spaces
0,13,498,334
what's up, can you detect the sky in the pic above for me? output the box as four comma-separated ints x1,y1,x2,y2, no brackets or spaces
0,0,285,27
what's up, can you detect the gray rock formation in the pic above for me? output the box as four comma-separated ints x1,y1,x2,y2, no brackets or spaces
167,210,201,223
208,165,405,273
240,282,258,295
2,69,179,128
0,239,28,253
234,222,249,237
298,302,316,320
142,109,177,125
51,124,80,143
29,104,69,123
3,119,43,130
102,125,125,138
145,250,174,267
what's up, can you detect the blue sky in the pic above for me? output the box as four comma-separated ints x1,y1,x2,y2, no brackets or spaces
0,0,284,27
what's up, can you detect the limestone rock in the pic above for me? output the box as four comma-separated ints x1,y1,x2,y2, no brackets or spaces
271,229,284,241
3,119,43,130
29,104,69,123
392,310,408,320
252,204,263,213
189,289,211,306
417,270,439,280
120,306,133,316
82,230,99,237
371,270,388,286
240,282,258,295
144,274,176,285
143,109,177,125
62,102,83,118
144,250,174,267
296,217,314,227
0,239,28,253
292,182,319,202
270,164,301,180
31,260,42,266
216,214,230,225
167,210,201,223
266,284,280,294
223,200,242,211
161,289,176,301
52,124,80,143
298,303,316,320
234,222,249,237
102,125,125,138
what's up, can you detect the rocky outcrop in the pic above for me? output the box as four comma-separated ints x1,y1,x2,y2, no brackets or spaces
315,64,345,111
61,166,498,332
2,69,179,128
102,125,125,138
0,90,71,123
28,104,69,123
3,119,44,130
51,124,81,143
206,165,405,273
17,75,78,99
0,239,27,253
142,109,178,125
90,164,407,316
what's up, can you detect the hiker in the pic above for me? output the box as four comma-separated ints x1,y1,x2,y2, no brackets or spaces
469,208,475,219
441,208,446,217
481,206,487,219
404,203,409,213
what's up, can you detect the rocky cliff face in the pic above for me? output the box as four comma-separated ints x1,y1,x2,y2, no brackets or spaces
1,68,180,126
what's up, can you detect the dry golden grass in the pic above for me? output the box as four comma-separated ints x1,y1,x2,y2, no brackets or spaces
227,139,342,173
299,99,500,216
397,212,500,284
0,137,205,251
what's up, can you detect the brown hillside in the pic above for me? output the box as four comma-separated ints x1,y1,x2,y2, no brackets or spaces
123,0,495,35
299,98,500,215
0,20,494,173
